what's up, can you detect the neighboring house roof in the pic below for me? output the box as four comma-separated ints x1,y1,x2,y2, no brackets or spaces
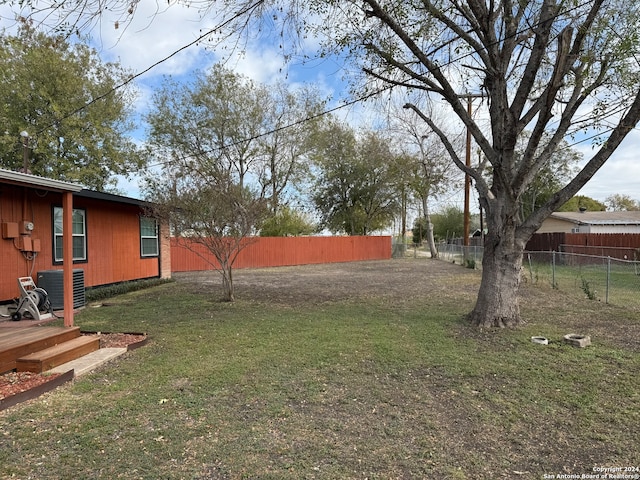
549,211,640,226
0,167,83,192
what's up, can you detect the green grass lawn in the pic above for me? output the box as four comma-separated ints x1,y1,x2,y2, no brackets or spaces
523,257,640,309
0,260,638,479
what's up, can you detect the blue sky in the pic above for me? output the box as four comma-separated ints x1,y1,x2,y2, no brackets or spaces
2,2,640,209
84,1,371,199
88,2,640,208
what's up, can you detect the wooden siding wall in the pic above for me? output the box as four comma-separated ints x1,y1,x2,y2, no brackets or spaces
0,185,55,300
0,184,159,301
536,217,575,233
73,196,160,286
527,233,640,259
170,236,392,272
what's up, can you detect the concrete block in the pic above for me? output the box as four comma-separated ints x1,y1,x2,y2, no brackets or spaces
563,334,591,348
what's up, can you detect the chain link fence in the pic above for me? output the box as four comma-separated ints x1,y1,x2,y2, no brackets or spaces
429,243,640,310
437,243,484,268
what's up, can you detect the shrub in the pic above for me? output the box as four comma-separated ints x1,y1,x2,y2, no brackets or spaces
85,278,174,303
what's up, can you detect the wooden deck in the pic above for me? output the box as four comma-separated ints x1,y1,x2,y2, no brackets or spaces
0,326,97,374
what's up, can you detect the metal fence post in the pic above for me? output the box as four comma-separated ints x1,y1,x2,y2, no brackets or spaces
606,256,611,304
552,251,556,288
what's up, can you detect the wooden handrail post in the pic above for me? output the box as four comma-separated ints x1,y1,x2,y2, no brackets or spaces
62,191,74,327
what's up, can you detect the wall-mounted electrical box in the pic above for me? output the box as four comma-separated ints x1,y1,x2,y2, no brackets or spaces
2,222,19,239
18,236,33,252
32,238,41,252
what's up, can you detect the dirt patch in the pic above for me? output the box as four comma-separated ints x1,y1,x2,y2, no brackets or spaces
175,258,639,352
175,259,481,307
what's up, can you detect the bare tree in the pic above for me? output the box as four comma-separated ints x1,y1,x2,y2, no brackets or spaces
147,173,267,302
144,65,269,301
310,0,640,327
256,82,326,214
390,105,462,259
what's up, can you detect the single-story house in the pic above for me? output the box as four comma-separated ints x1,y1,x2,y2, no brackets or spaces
537,211,640,234
0,168,170,323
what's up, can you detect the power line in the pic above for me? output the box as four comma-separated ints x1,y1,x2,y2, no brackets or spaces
29,0,609,157
144,0,600,166
34,0,266,136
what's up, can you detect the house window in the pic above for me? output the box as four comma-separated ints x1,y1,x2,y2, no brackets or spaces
53,207,87,262
140,217,159,257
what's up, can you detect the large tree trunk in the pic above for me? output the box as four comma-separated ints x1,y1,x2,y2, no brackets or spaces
422,197,438,259
425,217,438,259
221,265,235,302
468,229,525,328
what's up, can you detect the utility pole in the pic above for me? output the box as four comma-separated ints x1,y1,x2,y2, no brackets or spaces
402,96,483,248
477,149,484,242
459,94,483,247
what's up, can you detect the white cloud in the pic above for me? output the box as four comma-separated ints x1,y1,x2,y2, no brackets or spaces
92,2,218,78
221,44,288,85
577,129,640,202
4,2,639,203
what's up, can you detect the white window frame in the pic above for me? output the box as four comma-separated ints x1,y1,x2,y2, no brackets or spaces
53,207,87,262
140,217,159,257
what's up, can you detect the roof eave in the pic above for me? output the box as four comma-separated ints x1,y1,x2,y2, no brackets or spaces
549,213,582,225
0,168,83,192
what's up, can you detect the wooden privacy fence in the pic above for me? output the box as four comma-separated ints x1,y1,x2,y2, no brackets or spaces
527,233,640,260
170,236,392,272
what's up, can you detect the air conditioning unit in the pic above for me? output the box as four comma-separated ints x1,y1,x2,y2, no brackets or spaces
36,269,85,310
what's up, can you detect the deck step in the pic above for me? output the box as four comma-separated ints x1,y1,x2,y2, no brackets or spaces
16,336,100,373
49,347,128,377
0,327,81,374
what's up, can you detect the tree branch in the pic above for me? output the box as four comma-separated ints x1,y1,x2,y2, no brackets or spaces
520,85,640,236
509,0,560,121
403,102,490,199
